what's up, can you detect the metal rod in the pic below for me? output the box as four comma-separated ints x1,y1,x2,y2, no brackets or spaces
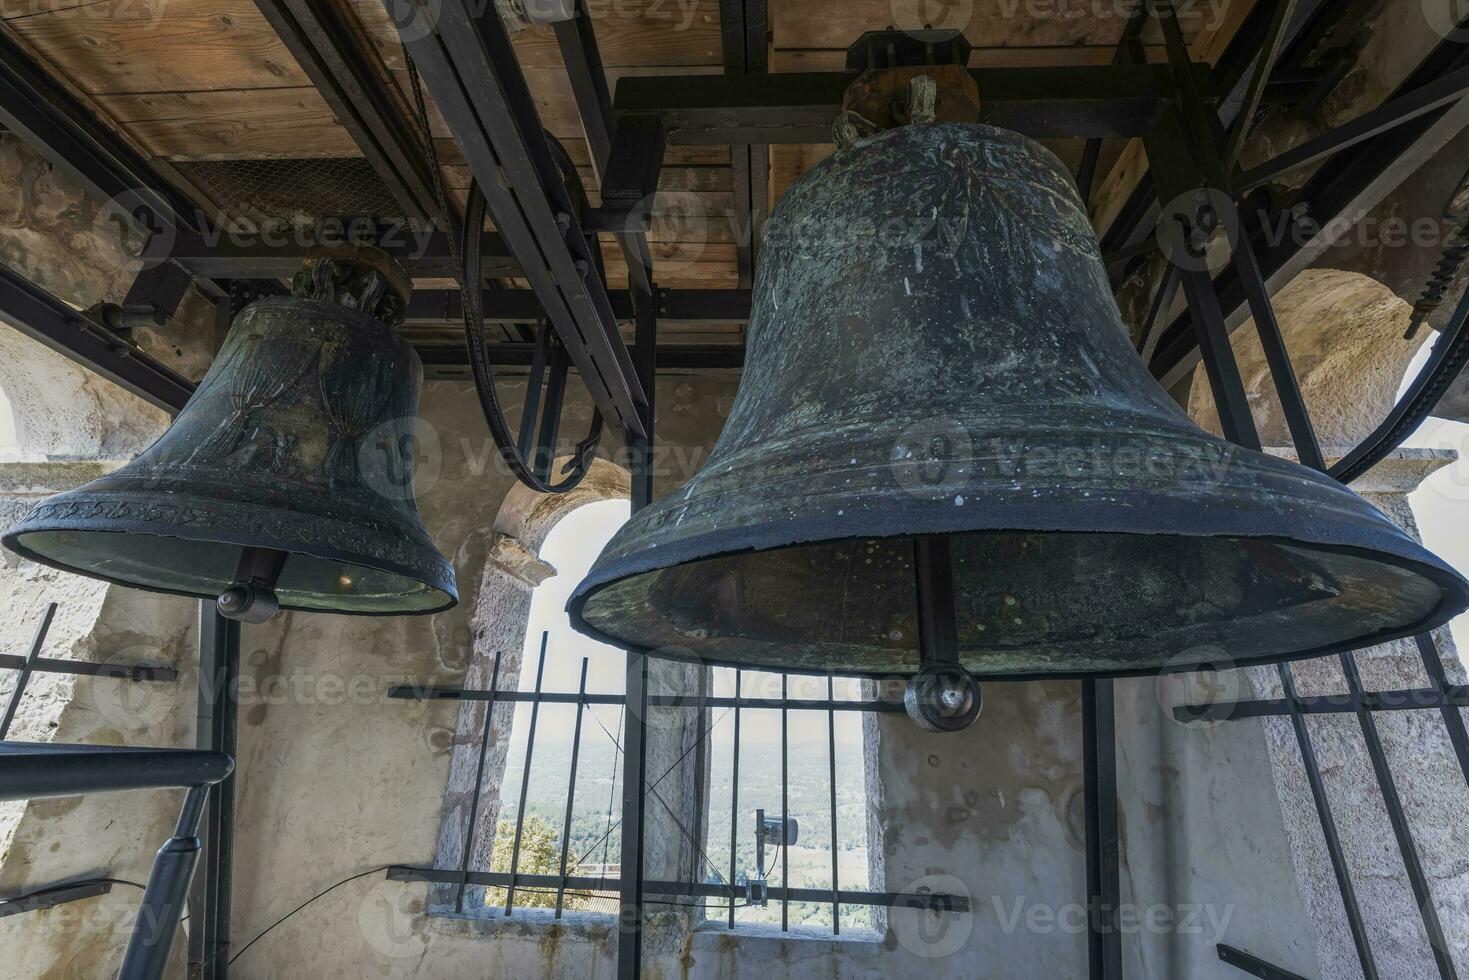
0,879,113,919
1227,210,1326,469
1278,662,1378,979
1416,634,1469,787
1083,678,1122,980
1237,65,1469,192
0,744,232,802
1,602,55,739
1339,653,1457,979
120,785,210,980
455,652,502,913
0,654,176,683
1217,942,1311,980
555,658,590,918
388,686,907,712
781,672,789,933
1180,263,1264,450
728,669,741,929
188,606,238,980
827,674,839,936
913,536,960,666
617,283,657,978
1138,263,1183,364
618,649,648,975
516,322,552,460
388,865,970,911
505,637,548,915
1175,684,1469,722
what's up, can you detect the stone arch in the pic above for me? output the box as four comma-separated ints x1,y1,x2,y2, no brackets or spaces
1186,268,1430,451
430,457,630,911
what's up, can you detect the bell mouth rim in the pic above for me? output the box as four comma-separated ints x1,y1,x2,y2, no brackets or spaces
1,520,458,618
567,519,1469,681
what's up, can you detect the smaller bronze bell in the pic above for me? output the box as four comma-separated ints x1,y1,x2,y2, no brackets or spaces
3,246,457,619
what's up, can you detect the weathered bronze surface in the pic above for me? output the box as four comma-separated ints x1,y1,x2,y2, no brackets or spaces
3,250,456,615
570,123,1469,677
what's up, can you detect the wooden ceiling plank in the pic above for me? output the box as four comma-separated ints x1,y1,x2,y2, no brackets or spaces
769,0,1207,51
5,0,312,94
93,86,355,159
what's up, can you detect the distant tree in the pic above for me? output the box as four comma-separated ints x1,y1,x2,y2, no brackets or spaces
488,816,585,911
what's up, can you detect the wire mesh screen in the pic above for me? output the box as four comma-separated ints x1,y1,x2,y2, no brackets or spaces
174,157,407,232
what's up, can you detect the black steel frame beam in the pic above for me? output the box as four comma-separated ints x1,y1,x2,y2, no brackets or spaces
252,0,440,224
720,0,769,289
386,0,647,437
1099,0,1340,275
1150,33,1469,389
405,287,750,325
0,262,195,414
614,63,1211,144
1236,64,1469,193
170,231,518,280
617,287,655,979
416,343,742,373
1083,679,1122,980
553,1,654,295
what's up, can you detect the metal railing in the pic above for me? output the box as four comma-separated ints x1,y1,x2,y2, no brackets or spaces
0,742,233,980
386,631,969,930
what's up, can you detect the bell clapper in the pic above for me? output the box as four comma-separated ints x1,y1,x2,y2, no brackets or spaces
906,536,982,733
218,546,288,623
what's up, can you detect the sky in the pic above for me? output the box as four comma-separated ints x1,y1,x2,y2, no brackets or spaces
1397,343,1469,660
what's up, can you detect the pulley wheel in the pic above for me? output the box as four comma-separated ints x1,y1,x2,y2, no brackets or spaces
903,666,981,733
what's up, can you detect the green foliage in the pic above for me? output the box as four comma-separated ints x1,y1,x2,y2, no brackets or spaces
486,815,589,911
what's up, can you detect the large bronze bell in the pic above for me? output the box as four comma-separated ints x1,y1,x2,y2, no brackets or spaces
3,246,457,619
570,123,1469,698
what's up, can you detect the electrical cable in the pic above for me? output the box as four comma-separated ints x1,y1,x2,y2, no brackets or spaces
0,876,146,905
227,866,390,966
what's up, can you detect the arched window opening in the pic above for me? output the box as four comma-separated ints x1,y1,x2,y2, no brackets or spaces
432,471,881,934
1399,345,1469,662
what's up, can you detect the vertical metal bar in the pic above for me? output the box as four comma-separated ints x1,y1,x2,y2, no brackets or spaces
1416,634,1469,786
1278,662,1379,979
1339,653,1458,979
555,658,590,918
0,602,55,739
455,651,502,913
728,669,741,929
516,321,553,460
1083,678,1122,980
781,672,789,933
827,674,840,936
188,604,237,980
533,344,568,484
618,285,656,978
505,636,548,915
1077,0,1149,202
122,785,210,980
